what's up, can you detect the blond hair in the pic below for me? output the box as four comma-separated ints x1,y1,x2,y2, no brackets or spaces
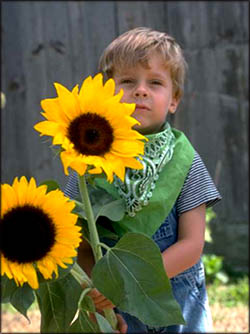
98,27,187,100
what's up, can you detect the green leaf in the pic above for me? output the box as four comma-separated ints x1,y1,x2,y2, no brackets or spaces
1,276,35,320
95,312,115,333
36,273,82,333
39,179,61,192
11,284,35,320
95,199,125,222
78,287,96,313
92,232,185,327
88,183,125,222
72,199,87,220
1,275,19,303
97,224,119,241
68,309,100,333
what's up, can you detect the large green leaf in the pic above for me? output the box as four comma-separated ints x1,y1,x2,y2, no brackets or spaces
68,309,100,333
88,183,125,222
78,287,95,313
36,273,82,333
1,275,19,303
95,199,125,222
72,200,87,220
1,276,35,320
95,312,115,333
92,232,185,327
73,197,125,223
11,284,35,320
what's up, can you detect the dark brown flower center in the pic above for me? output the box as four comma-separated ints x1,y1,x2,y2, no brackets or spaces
67,113,114,156
0,205,56,263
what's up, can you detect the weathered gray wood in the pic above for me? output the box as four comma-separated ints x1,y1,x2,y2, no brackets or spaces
2,1,248,270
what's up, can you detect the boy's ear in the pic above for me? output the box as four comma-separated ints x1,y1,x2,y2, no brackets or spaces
169,97,180,114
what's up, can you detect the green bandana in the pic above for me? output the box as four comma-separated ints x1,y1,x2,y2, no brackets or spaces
95,126,195,237
113,122,176,217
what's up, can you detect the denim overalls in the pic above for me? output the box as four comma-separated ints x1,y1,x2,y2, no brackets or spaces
104,204,213,333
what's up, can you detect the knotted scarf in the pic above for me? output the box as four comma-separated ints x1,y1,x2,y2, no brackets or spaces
95,125,195,237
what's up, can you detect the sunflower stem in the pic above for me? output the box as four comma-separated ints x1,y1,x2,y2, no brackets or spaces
71,262,93,287
77,174,118,331
78,174,103,262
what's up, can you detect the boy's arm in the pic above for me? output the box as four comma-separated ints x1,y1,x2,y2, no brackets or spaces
161,203,206,279
77,238,95,278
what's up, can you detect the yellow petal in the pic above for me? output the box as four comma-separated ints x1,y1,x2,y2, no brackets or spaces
22,263,39,289
103,77,115,97
41,98,69,125
72,84,79,95
1,184,18,215
88,166,103,175
111,139,145,157
34,121,60,137
70,157,88,176
54,83,80,120
8,262,27,287
1,256,13,279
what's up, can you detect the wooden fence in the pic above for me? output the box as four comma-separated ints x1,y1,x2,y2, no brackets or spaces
2,1,248,270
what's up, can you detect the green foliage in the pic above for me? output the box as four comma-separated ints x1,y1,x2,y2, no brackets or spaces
207,276,249,307
205,207,216,243
35,272,82,333
202,254,229,284
1,275,35,320
68,309,100,333
92,232,185,327
206,207,216,223
204,208,249,307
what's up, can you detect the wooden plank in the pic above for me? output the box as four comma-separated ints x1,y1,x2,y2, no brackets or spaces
116,1,167,34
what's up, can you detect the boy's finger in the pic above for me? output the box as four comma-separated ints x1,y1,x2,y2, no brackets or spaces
115,314,128,333
88,288,114,305
88,288,100,297
95,301,115,310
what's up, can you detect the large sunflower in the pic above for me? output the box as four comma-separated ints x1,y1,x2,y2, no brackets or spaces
0,176,81,289
34,73,147,182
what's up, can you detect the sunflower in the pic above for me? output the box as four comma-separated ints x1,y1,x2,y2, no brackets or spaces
0,176,81,289
34,73,147,182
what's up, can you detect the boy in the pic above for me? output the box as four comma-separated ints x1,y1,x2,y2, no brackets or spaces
65,27,221,333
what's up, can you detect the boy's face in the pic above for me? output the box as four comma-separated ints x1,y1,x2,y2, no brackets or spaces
113,52,179,135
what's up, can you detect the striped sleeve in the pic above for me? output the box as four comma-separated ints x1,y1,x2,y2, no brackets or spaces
63,171,80,200
176,151,222,216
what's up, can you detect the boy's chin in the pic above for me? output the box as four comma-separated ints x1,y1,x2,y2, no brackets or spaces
132,124,161,135
133,125,152,135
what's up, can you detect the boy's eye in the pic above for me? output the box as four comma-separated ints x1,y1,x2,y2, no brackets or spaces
151,80,162,85
120,79,133,84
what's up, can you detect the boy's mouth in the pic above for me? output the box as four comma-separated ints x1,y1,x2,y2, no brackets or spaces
135,104,150,111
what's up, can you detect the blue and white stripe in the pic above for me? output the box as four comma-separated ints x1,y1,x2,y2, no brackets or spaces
176,151,221,216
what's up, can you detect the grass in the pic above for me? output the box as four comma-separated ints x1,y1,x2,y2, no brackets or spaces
207,275,249,307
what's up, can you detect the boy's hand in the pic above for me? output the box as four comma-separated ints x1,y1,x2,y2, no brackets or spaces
115,313,128,333
87,288,128,332
89,305,128,333
88,288,115,310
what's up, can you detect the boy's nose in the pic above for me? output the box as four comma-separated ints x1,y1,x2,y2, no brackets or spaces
133,84,148,98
